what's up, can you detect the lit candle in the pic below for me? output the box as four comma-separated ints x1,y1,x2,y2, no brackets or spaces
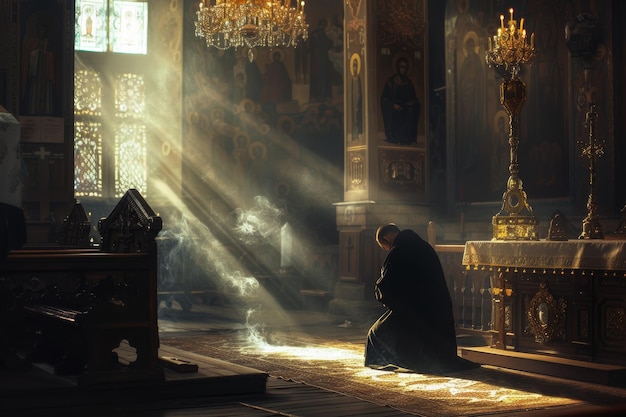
500,14,504,30
510,8,514,22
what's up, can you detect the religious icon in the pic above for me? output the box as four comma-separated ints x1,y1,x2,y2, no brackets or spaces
21,12,61,116
350,53,363,140
380,54,419,145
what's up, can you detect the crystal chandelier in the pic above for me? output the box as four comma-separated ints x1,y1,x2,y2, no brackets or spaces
195,0,308,59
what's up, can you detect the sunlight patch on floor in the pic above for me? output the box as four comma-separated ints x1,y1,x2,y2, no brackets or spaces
242,340,364,362
239,337,576,406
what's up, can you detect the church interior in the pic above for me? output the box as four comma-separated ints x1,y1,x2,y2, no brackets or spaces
1,0,626,415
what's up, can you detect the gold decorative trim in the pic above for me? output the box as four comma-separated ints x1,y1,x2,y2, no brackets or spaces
492,215,538,241
348,150,366,190
379,149,424,189
604,306,626,341
462,240,626,271
348,0,362,18
527,282,567,343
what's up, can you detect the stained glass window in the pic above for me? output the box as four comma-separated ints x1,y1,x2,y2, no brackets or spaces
114,73,147,197
74,69,102,116
115,122,147,197
75,0,148,54
111,2,148,54
74,1,149,200
74,121,103,197
115,73,145,118
75,0,107,52
74,70,103,197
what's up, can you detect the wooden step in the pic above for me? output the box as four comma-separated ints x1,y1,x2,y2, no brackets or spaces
1,344,268,412
461,346,626,386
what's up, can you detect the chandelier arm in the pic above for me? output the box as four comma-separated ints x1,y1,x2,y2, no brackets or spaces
195,0,308,55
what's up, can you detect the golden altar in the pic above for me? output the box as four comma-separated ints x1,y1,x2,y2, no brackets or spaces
462,240,626,366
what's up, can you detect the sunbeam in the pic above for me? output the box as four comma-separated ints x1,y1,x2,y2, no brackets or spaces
153,180,291,317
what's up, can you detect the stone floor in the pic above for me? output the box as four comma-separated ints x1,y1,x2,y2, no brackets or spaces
4,300,626,416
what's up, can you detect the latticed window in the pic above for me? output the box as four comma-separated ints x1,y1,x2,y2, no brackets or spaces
74,0,149,199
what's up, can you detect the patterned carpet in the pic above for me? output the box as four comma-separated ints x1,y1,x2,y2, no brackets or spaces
160,328,626,417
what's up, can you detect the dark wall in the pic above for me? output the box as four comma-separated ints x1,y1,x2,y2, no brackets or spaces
428,1,448,211
613,1,626,212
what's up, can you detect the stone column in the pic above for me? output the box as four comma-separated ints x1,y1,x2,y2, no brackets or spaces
330,0,432,317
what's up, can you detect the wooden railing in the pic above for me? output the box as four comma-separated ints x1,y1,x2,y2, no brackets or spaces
427,221,495,331
435,245,493,331
427,222,493,332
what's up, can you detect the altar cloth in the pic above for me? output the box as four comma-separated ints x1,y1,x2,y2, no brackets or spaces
462,240,626,271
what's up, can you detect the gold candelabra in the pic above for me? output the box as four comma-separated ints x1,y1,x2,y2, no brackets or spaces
578,103,604,239
195,0,308,61
486,9,535,76
486,8,538,240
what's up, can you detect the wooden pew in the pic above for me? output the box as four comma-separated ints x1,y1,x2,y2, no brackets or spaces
0,189,163,384
56,199,91,247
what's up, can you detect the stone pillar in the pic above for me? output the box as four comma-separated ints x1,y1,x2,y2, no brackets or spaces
330,0,432,317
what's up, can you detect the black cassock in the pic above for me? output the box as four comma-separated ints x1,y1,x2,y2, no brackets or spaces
365,230,476,373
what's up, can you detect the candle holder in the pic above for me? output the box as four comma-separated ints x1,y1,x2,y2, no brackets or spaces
578,103,604,239
486,8,538,240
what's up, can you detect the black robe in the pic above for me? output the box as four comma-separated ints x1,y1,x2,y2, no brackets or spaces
365,230,476,373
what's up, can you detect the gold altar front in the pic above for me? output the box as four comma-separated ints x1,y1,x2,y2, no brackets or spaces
462,240,626,365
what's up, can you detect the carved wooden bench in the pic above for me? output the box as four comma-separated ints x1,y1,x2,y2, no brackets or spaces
1,190,163,384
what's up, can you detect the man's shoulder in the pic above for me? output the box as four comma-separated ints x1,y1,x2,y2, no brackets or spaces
395,230,439,259
396,229,424,245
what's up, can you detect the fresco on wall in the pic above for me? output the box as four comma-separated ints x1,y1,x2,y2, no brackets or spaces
345,0,364,145
376,0,426,148
16,0,68,145
19,5,63,117
182,0,344,246
380,54,421,145
374,0,427,201
524,0,569,199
